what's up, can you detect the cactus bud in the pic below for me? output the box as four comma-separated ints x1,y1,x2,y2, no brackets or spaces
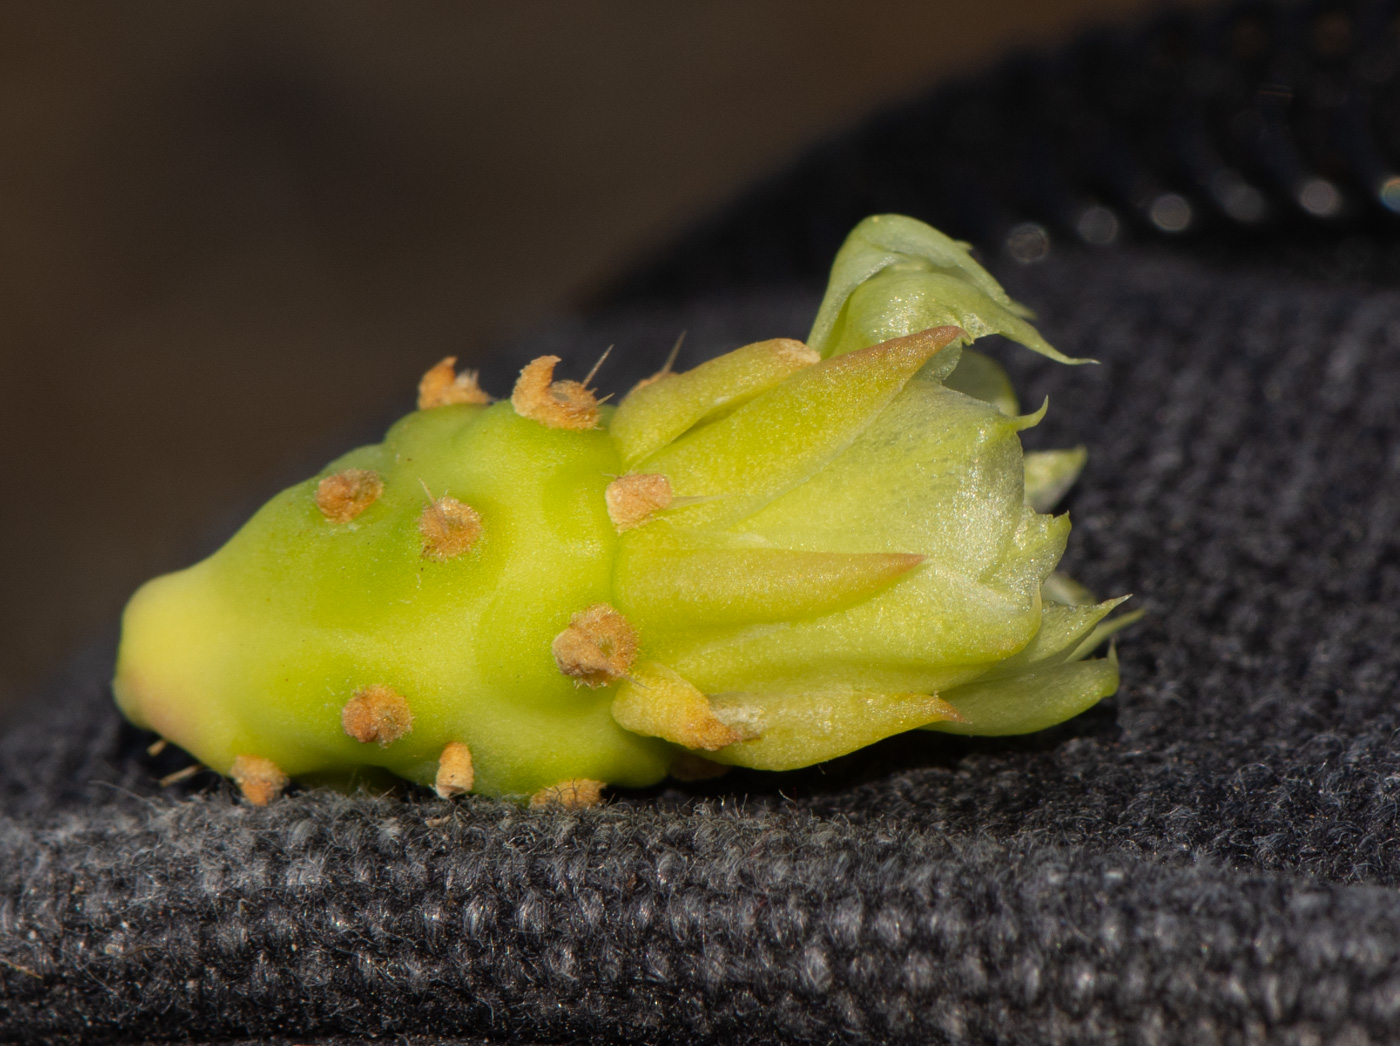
113,214,1131,801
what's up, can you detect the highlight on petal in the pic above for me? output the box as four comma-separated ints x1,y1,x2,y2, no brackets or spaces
734,374,1026,572
988,508,1071,602
616,545,925,629
705,687,963,771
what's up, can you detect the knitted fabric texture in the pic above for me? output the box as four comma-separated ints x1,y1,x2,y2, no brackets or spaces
9,0,1400,1037
3,250,1400,1045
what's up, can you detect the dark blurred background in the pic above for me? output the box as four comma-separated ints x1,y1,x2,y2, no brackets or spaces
0,0,1201,711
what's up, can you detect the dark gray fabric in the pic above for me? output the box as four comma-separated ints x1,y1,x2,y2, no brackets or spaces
3,249,1400,1044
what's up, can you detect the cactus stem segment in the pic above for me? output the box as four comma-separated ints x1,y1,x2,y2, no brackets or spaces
417,356,491,409
529,778,605,808
315,469,384,524
341,684,414,746
110,214,1132,803
552,603,639,687
611,661,745,751
418,491,482,561
511,355,601,430
605,473,673,532
229,754,289,806
434,741,475,797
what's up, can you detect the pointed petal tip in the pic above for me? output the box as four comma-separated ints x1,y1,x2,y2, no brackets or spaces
1013,397,1050,431
887,324,966,357
891,552,928,575
824,324,964,368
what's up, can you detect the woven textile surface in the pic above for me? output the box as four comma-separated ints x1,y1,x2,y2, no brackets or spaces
4,252,1400,1045
7,3,1400,1043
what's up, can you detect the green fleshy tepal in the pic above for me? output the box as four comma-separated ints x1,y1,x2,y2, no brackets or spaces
806,213,1091,364
113,214,1132,805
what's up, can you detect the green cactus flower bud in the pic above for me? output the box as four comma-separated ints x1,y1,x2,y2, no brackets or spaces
113,214,1131,804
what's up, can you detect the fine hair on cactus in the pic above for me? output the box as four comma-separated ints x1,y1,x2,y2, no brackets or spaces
113,214,1134,806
